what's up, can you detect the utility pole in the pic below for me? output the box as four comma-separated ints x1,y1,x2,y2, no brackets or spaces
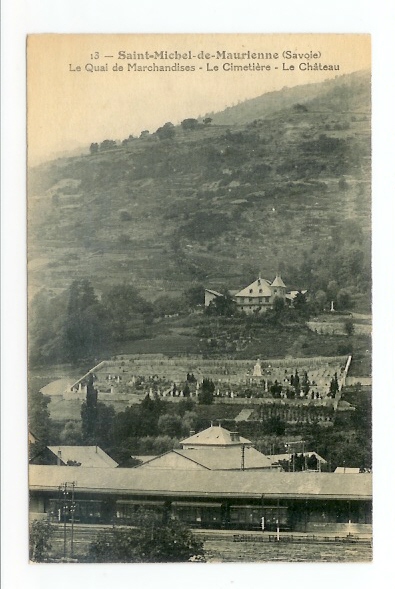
58,482,68,558
70,482,76,557
58,481,76,559
285,440,307,471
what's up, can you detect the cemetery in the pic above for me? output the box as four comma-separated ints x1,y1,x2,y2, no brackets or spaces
58,354,351,412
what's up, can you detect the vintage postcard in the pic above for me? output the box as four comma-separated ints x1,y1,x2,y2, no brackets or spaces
27,33,372,564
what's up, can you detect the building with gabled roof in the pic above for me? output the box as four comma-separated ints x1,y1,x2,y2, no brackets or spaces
137,446,275,471
31,445,118,468
204,288,224,307
233,275,287,314
205,274,303,315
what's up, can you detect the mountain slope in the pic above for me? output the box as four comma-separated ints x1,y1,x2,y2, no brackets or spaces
28,71,371,302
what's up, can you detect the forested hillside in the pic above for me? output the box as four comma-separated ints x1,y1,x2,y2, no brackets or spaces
28,71,371,308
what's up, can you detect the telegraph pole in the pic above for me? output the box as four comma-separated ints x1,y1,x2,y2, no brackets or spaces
285,440,307,471
58,481,76,558
70,482,76,557
58,483,68,558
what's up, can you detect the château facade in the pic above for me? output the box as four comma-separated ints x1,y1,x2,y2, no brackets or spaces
205,275,305,314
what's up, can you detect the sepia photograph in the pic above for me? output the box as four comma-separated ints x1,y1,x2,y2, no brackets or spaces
26,33,373,564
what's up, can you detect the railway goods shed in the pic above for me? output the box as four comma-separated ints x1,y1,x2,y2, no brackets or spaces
29,466,372,535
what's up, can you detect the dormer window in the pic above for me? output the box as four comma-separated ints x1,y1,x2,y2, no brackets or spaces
259,288,262,293
249,289,253,294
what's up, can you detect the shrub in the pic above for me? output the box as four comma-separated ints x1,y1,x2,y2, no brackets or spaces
119,210,132,221
29,520,54,562
88,512,205,563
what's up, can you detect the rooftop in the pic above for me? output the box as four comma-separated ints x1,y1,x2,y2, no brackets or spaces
234,278,272,299
46,446,118,468
271,275,286,288
140,447,273,471
181,425,252,448
29,466,372,501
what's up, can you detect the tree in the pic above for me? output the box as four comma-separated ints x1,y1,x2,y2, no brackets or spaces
88,512,205,562
59,421,83,444
158,413,183,438
263,416,286,436
100,139,117,150
292,291,310,319
183,284,205,308
270,380,282,398
81,385,116,447
29,520,54,562
28,390,52,446
338,177,349,191
293,370,301,396
119,209,132,221
343,317,355,336
198,378,215,405
81,372,98,441
203,117,213,125
89,142,99,155
293,103,308,113
206,293,237,317
155,122,175,140
29,289,69,366
64,280,106,363
266,296,286,325
181,410,198,435
153,294,185,318
336,288,353,310
327,280,339,302
302,371,310,395
101,283,154,341
181,118,199,131
314,289,327,312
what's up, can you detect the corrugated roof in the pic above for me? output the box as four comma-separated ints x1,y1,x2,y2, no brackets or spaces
29,466,372,500
47,446,118,468
234,278,272,299
181,425,252,447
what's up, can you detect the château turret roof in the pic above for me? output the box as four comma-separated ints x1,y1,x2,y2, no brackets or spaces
271,275,286,288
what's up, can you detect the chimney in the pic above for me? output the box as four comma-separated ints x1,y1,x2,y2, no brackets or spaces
57,450,62,466
189,430,195,437
230,431,240,442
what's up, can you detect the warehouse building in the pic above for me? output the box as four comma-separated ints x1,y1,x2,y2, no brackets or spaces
29,465,372,534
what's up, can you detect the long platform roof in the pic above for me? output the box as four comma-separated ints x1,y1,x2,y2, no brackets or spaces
29,466,372,501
